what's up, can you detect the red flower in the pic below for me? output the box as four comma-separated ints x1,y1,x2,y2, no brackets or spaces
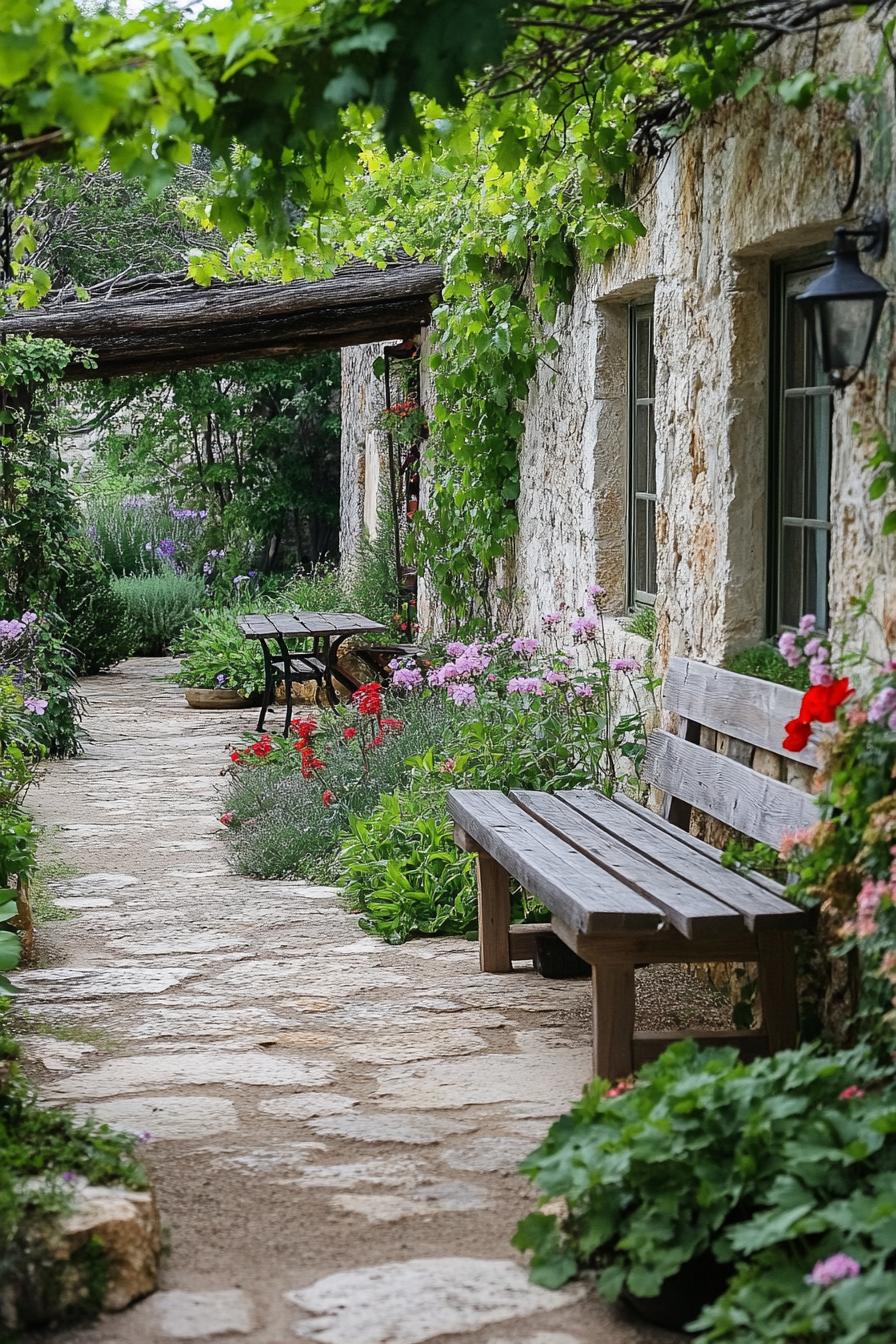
249,737,273,758
370,733,384,748
299,745,326,779
605,1080,635,1098
230,750,242,763
782,678,854,752
839,1085,865,1100
219,812,234,825
352,682,383,716
342,726,358,741
291,717,316,739
801,678,853,724
322,789,336,807
782,717,812,753
381,718,404,733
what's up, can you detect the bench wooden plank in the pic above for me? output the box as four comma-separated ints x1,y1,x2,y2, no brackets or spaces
644,730,818,850
446,790,664,934
564,790,808,929
664,657,818,766
510,790,743,938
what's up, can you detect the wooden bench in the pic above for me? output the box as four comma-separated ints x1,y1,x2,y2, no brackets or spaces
447,657,818,1079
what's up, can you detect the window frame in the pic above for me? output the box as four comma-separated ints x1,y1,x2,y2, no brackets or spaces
627,300,657,609
767,254,834,634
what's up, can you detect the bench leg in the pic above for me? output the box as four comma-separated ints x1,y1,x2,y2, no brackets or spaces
476,852,512,973
756,930,799,1052
592,962,635,1079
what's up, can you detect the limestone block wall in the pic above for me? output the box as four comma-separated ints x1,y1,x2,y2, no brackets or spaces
511,21,895,672
339,342,385,576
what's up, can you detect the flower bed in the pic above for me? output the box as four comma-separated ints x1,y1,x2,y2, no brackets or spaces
219,588,656,940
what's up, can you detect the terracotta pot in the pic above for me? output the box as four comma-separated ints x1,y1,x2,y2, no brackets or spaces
183,687,258,710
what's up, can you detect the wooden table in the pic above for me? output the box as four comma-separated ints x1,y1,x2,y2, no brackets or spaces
238,611,387,734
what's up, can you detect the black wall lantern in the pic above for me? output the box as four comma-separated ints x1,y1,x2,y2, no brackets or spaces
796,139,890,390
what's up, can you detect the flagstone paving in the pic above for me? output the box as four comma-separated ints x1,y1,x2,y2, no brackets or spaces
16,659,674,1344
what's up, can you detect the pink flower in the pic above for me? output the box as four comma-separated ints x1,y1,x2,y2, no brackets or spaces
218,812,234,825
446,641,467,657
393,666,423,691
868,686,896,724
855,880,884,938
440,758,456,773
610,657,640,674
544,670,567,685
541,612,564,627
587,583,606,600
777,630,802,668
809,658,835,687
806,1253,861,1287
573,683,594,698
24,697,48,715
447,682,476,706
798,613,817,635
570,615,598,639
838,1085,865,1100
507,676,546,696
511,637,539,656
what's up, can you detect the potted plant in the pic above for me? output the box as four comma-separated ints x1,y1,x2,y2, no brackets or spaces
513,1039,894,1333
171,610,267,708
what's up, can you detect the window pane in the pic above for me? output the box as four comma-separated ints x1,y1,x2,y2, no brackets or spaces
782,398,805,517
780,525,803,628
647,499,657,595
635,405,649,492
635,499,648,595
647,409,656,494
805,527,829,629
807,394,832,521
784,289,807,388
636,317,651,398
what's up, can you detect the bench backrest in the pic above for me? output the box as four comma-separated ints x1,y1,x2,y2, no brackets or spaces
644,658,818,849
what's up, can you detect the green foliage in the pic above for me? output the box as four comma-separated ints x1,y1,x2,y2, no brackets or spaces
82,494,211,578
726,643,810,691
345,507,404,630
626,605,657,642
276,563,348,613
55,538,133,676
171,605,264,694
865,427,896,537
514,1041,896,1326
113,574,204,659
79,355,341,573
341,765,478,943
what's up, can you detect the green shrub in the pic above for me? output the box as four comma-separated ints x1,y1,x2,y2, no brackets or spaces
56,538,134,675
276,563,348,613
514,1040,896,1340
171,606,265,694
341,775,478,943
726,642,810,691
113,574,205,657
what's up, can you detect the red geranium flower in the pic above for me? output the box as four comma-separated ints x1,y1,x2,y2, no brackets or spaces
342,726,357,741
782,717,812,753
219,812,234,825
322,789,336,807
291,717,317,738
381,718,404,733
230,750,242,763
782,678,854,752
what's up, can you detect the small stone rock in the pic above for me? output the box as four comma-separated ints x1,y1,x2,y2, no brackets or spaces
259,1094,357,1121
440,1135,537,1173
307,1111,474,1145
287,1257,585,1344
331,1181,492,1223
50,1050,336,1099
138,1288,255,1338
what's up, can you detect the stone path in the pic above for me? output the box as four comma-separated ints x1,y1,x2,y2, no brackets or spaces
17,659,669,1344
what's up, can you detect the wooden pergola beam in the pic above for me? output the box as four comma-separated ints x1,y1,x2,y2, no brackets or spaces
0,257,443,379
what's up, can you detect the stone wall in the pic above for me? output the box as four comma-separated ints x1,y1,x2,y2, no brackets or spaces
339,342,385,577
338,23,895,670
511,22,895,670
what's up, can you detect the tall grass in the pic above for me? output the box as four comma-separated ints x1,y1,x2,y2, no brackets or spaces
112,574,205,655
82,495,209,577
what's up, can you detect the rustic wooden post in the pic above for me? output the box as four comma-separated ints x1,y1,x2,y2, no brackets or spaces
756,929,799,1051
591,961,636,1079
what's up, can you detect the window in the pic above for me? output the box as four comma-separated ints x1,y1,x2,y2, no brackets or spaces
628,302,657,605
770,260,833,630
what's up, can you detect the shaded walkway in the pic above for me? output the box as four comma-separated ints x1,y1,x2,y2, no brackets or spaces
18,660,664,1344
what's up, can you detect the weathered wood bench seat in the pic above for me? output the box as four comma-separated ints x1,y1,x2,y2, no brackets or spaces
447,657,818,1079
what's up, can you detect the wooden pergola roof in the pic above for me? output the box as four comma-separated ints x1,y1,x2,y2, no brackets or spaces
0,257,442,379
